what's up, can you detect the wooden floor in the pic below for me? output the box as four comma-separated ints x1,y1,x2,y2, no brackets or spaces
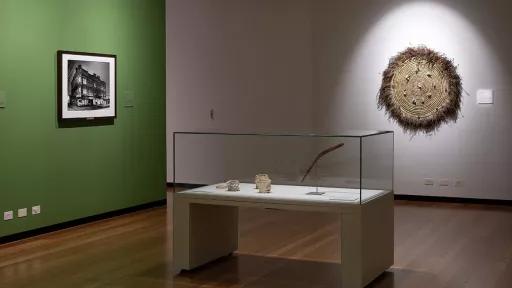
1,200,512,288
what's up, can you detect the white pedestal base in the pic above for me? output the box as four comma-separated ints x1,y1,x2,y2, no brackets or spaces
172,185,393,288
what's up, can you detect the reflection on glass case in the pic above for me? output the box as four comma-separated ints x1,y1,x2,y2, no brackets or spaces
173,131,393,204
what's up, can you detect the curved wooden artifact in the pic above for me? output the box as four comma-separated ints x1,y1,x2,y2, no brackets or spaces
301,142,344,182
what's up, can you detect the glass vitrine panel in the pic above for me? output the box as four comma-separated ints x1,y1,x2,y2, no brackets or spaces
173,131,393,204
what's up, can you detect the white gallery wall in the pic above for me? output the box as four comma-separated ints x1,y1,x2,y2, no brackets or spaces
166,0,313,182
167,0,512,200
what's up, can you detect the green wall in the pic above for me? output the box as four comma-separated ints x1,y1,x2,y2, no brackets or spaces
0,0,166,237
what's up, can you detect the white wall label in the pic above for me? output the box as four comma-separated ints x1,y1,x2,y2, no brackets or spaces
124,90,135,107
477,89,494,104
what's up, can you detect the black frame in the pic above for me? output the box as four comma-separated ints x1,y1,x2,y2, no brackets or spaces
57,50,117,121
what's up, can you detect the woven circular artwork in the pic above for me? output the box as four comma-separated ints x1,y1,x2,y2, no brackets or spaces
378,47,462,133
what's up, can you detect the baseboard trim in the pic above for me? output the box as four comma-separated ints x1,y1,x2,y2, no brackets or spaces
0,199,166,245
394,194,512,206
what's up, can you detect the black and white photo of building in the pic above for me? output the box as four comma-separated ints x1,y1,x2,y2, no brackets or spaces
67,60,110,111
58,51,116,120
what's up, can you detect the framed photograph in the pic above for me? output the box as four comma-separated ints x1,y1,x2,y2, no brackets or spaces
58,51,116,120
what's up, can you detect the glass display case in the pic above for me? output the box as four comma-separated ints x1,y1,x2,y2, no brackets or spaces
173,131,393,204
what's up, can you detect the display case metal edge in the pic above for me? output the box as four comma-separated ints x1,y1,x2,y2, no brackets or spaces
172,131,393,138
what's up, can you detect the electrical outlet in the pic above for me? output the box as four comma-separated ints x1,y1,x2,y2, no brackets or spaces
32,205,41,215
18,208,28,218
424,178,434,185
4,211,14,221
439,179,450,187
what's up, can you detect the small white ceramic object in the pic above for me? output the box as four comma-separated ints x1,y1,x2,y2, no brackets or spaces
226,180,240,192
255,174,270,189
258,179,271,193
